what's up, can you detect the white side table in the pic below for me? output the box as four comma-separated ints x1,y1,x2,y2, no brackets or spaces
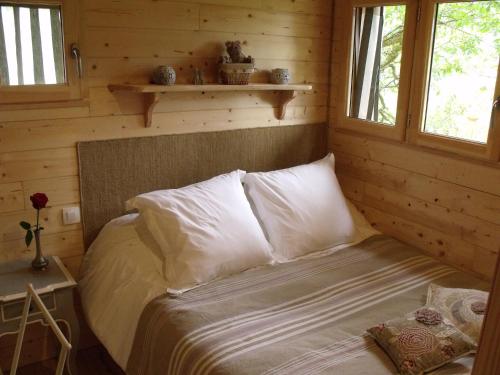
0,256,79,375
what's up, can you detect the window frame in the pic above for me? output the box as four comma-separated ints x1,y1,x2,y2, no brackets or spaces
334,0,500,162
407,0,500,161
0,0,82,105
335,0,419,141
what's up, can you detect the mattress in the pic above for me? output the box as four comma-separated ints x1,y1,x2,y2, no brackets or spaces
126,235,488,375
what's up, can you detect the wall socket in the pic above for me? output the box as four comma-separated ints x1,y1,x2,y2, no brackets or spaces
62,206,81,225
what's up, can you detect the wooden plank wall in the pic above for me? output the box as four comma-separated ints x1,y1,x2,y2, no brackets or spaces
0,0,333,368
329,2,500,281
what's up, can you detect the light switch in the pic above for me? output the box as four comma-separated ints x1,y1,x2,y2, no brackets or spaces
62,206,81,225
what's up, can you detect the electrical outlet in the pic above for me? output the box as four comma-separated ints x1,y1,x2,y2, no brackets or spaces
62,206,81,225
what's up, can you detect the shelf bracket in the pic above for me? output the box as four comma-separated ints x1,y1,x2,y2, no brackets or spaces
145,92,160,127
277,90,297,120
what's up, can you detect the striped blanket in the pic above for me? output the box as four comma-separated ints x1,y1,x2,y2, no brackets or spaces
127,236,487,375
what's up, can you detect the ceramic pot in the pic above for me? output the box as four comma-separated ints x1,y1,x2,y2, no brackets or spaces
270,68,290,84
152,65,176,85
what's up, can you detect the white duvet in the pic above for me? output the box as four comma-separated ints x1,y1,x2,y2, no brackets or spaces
79,214,168,369
79,202,378,370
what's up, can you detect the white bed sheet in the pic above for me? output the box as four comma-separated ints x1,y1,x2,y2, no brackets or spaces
79,201,378,370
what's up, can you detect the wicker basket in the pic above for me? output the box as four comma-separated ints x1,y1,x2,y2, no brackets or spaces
219,63,255,85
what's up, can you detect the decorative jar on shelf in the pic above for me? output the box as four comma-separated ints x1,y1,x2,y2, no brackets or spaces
270,68,290,84
152,65,176,85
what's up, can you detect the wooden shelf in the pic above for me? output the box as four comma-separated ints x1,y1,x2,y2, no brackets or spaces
108,83,313,127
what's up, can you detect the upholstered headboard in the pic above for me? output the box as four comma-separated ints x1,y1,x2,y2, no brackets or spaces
78,124,328,248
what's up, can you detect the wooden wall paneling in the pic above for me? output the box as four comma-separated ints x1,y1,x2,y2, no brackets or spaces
84,1,200,31
262,0,333,15
176,0,333,16
0,107,330,155
337,174,364,201
177,0,261,8
330,131,500,281
0,104,90,122
0,149,78,184
199,5,331,38
333,147,500,279
281,106,328,125
353,202,496,279
0,183,24,213
331,132,500,196
85,28,331,61
339,171,500,253
338,174,499,277
334,151,500,226
361,183,500,252
0,0,334,368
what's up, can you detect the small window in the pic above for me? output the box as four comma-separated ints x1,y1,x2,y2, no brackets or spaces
0,3,65,86
0,0,81,105
422,1,499,144
335,0,416,141
408,0,500,160
349,5,406,126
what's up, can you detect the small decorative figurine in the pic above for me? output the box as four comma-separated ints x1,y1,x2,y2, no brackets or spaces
218,41,255,85
193,68,204,85
152,65,176,85
270,68,291,84
20,193,49,270
225,41,254,64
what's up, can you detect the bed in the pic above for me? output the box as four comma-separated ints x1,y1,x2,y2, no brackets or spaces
77,125,489,375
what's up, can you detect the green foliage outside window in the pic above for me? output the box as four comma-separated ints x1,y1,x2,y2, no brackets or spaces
379,1,499,143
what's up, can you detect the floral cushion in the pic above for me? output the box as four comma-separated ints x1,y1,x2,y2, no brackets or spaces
368,307,476,375
426,284,488,345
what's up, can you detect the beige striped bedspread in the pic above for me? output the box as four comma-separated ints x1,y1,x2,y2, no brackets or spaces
126,235,488,375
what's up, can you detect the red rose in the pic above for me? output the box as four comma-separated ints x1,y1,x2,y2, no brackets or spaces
30,193,49,210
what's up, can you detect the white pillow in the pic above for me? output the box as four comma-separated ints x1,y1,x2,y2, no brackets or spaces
126,170,274,292
244,154,355,260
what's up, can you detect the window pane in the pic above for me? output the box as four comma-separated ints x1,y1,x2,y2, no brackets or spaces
349,5,406,126
0,4,65,86
424,1,499,144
